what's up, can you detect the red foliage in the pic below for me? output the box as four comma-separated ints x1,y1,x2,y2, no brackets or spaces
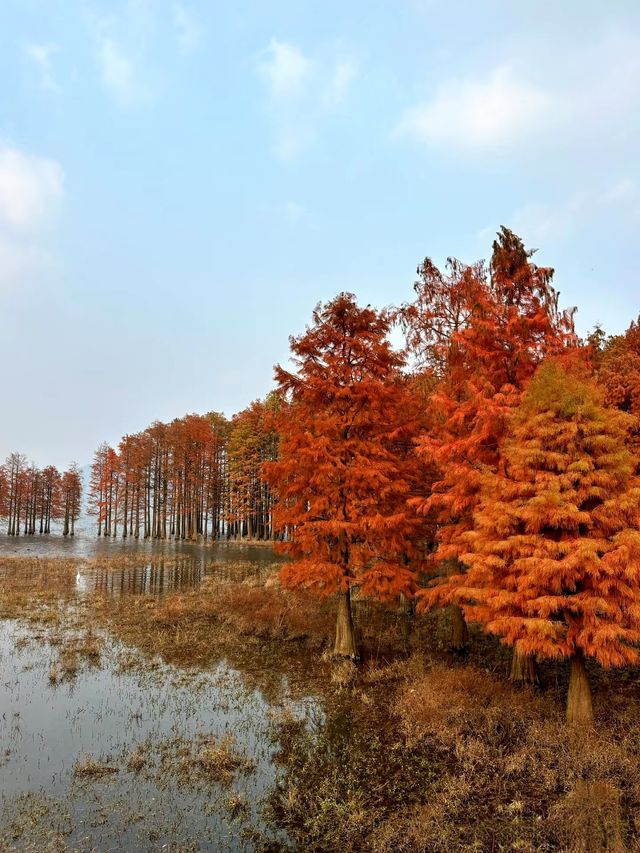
403,228,577,608
263,293,427,602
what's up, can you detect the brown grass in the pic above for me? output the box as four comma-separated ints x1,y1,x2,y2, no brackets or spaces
0,557,79,623
73,757,120,778
6,553,640,850
365,661,640,852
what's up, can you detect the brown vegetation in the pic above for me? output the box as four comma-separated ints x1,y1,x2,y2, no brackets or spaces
4,553,640,850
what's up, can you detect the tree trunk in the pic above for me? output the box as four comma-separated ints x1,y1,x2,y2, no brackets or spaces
399,593,415,646
334,588,358,659
567,651,593,727
510,649,538,685
450,605,469,651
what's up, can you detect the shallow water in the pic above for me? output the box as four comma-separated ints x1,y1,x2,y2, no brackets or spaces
0,533,280,596
0,541,312,851
0,530,277,563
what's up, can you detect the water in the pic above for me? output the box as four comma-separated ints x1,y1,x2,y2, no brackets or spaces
0,533,281,596
0,531,278,565
0,538,311,851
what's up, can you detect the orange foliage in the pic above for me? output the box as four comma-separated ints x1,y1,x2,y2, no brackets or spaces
596,317,640,457
457,361,640,667
405,228,577,608
263,293,426,601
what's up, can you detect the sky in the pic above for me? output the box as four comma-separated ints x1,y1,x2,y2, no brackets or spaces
1,0,639,469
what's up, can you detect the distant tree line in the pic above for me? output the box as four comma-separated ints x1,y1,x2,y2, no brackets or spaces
88,399,278,541
0,454,82,536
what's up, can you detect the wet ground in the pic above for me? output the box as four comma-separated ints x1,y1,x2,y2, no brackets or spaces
0,537,310,852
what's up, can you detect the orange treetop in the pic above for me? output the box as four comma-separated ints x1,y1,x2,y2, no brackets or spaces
406,229,577,607
263,292,427,600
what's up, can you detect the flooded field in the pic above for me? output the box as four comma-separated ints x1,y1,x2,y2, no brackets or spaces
4,537,640,851
0,533,283,602
0,539,312,851
0,621,301,851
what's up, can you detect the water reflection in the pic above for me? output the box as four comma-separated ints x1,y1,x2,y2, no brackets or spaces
0,530,278,564
0,533,281,597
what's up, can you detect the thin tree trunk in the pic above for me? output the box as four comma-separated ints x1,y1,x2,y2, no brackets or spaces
399,592,415,646
567,651,593,726
450,604,469,651
510,649,538,685
333,588,358,659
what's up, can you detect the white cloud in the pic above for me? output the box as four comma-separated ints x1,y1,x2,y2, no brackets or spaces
98,37,136,105
398,32,640,157
284,200,305,222
24,43,60,92
258,39,312,101
0,145,64,288
0,146,64,230
257,39,357,160
397,65,548,150
174,3,203,54
485,180,640,247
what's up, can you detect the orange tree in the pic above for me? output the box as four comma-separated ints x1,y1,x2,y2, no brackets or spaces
457,360,640,725
263,293,425,659
595,316,640,456
404,228,576,657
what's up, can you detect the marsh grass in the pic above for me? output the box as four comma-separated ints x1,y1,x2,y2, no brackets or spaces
48,631,103,683
4,552,640,850
73,757,120,779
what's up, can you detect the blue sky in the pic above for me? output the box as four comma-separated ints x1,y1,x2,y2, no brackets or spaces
1,1,639,468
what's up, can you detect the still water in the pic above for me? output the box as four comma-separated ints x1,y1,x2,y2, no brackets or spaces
0,536,310,852
0,533,281,595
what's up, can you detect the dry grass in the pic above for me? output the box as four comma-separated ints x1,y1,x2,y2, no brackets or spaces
73,757,120,778
362,660,640,852
0,557,79,623
6,553,640,850
48,632,103,684
186,733,254,785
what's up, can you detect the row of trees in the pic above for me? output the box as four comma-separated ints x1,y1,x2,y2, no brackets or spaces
82,225,640,727
264,228,640,728
88,402,278,541
0,454,82,536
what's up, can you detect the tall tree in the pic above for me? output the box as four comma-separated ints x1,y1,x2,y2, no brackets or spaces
404,228,576,664
61,464,83,536
263,293,424,659
458,361,640,725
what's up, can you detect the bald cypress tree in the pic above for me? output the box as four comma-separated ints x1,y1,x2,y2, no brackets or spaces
458,361,640,726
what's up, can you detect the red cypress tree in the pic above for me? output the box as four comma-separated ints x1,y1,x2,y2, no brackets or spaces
405,229,576,656
458,360,640,725
263,293,425,659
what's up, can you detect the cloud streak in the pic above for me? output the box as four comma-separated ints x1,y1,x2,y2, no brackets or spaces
257,39,357,160
258,39,312,101
0,144,64,288
97,36,136,105
174,3,203,54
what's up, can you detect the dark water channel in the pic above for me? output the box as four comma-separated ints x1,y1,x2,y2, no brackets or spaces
0,536,313,851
